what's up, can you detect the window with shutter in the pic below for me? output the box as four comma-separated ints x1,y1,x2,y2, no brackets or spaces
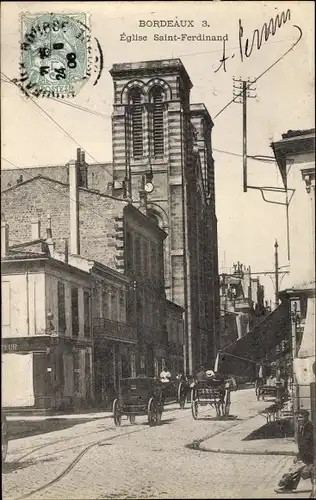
84,290,91,338
71,287,79,337
152,87,164,157
58,281,66,333
129,88,143,158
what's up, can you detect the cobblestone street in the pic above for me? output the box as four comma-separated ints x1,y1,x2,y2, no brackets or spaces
3,390,306,500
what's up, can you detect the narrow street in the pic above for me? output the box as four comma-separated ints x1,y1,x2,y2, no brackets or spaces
3,390,296,500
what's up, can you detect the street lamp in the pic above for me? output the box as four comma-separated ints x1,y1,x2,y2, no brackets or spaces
290,298,301,440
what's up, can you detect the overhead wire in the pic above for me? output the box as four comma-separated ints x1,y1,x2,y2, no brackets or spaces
3,72,276,166
213,148,276,162
1,25,303,190
49,96,110,118
1,74,110,118
213,25,303,119
1,72,120,185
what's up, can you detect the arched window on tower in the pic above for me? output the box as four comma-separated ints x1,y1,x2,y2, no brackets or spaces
129,87,144,158
150,86,164,158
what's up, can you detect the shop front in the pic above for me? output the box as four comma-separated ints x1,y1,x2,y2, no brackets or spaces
2,336,92,412
93,339,137,408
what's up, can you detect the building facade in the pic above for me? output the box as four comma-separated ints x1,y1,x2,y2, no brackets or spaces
272,129,315,417
110,59,220,374
1,153,172,398
77,258,133,408
166,300,185,377
219,262,269,350
1,230,93,411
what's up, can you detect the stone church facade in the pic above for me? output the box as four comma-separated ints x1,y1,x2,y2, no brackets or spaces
109,59,220,373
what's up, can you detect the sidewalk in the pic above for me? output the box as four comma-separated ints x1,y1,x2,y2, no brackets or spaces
7,410,113,421
6,410,113,440
198,403,314,498
7,400,179,422
200,412,297,456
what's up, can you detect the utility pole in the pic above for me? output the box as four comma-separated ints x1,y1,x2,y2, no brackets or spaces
274,239,281,414
274,240,279,309
242,81,247,193
233,77,256,193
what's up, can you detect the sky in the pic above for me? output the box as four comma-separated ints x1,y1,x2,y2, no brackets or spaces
1,1,315,303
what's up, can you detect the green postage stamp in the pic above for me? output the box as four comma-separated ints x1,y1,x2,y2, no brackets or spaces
20,12,92,98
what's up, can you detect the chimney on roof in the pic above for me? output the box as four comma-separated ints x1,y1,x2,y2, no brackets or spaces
1,222,9,258
46,214,52,239
68,158,80,255
45,215,54,255
75,147,88,189
64,238,69,263
31,218,41,240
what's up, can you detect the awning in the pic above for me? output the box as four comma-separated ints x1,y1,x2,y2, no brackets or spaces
215,300,290,378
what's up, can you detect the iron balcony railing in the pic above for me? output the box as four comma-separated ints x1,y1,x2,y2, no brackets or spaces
93,318,137,344
93,318,169,346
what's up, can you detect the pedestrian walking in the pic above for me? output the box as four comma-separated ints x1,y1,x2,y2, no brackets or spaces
275,409,314,494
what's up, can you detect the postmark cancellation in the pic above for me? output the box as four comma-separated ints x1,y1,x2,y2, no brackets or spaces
19,12,92,98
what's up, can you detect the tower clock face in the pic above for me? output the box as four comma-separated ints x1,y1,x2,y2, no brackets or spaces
144,182,154,194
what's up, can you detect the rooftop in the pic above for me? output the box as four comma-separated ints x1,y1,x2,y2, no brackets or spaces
190,103,214,126
281,128,315,139
271,128,315,188
2,251,48,261
110,58,193,88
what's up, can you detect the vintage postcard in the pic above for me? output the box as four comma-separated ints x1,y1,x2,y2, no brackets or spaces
1,1,315,499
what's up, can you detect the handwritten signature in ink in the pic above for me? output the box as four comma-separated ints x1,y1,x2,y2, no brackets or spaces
214,9,302,73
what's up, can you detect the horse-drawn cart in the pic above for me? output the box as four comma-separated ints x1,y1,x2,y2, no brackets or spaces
256,378,286,401
113,377,164,427
191,380,231,419
158,378,192,409
257,384,277,400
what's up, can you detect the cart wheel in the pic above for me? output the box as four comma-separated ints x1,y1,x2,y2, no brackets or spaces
224,401,231,416
177,382,183,404
156,407,162,425
191,390,198,420
129,415,136,424
215,402,221,417
178,383,186,409
113,399,121,427
148,398,157,427
224,390,231,417
191,400,198,419
2,423,8,464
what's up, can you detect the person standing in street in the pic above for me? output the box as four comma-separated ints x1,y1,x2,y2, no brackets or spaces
160,366,171,405
160,366,171,384
275,409,314,494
